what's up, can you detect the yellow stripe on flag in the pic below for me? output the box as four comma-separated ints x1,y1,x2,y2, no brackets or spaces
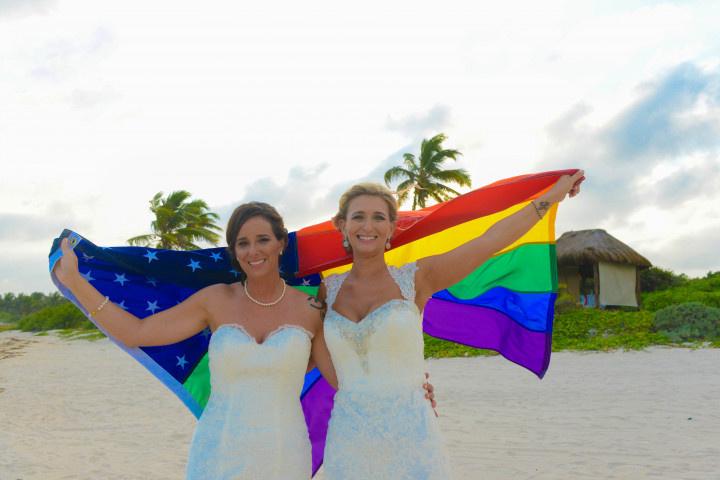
322,201,557,277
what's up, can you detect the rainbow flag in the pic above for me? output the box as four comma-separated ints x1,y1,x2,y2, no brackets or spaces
295,169,567,376
48,169,572,476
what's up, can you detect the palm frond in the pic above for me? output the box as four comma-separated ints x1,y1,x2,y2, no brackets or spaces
384,166,414,187
431,168,472,187
429,149,462,166
438,184,459,198
394,178,415,206
402,153,418,172
127,234,156,246
129,191,222,250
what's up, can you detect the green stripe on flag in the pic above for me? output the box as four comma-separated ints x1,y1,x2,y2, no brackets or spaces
447,243,558,298
183,353,210,410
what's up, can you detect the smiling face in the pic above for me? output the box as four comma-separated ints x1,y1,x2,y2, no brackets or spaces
233,216,285,278
338,194,396,257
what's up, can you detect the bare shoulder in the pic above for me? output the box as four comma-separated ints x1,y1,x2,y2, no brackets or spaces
286,286,324,330
200,282,237,301
196,283,239,318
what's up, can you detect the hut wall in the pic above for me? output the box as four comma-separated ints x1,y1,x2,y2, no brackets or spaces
598,262,638,307
558,266,581,300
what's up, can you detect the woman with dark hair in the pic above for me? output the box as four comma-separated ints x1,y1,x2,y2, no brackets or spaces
318,171,584,479
53,201,339,479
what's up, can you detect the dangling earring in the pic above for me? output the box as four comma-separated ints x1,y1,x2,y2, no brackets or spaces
342,236,350,249
385,237,392,250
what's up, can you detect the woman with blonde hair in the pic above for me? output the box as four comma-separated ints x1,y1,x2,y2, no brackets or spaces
318,171,584,479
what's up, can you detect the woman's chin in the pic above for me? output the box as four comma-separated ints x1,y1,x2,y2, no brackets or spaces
351,244,385,257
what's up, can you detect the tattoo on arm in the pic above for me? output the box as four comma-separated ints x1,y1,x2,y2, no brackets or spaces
307,296,325,311
532,200,551,219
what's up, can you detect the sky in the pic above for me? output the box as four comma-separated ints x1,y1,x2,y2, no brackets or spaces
1,0,719,294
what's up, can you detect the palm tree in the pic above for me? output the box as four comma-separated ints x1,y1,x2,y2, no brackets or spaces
384,133,471,210
128,191,222,250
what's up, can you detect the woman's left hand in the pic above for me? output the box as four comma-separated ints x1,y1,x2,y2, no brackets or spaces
423,372,439,417
546,169,585,203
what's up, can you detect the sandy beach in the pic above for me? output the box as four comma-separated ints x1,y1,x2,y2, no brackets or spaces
0,331,718,480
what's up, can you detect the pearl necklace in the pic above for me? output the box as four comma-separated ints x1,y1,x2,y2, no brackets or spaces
243,280,287,307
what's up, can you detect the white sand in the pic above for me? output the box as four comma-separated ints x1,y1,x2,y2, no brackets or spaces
1,331,718,479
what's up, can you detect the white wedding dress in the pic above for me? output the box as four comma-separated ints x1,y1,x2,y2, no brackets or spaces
322,262,451,479
186,323,313,480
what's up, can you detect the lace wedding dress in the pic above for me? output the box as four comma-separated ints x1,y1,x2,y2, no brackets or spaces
322,262,451,479
186,323,313,480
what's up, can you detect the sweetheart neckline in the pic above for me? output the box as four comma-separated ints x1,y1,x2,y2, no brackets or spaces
329,298,418,326
329,263,417,325
212,323,314,345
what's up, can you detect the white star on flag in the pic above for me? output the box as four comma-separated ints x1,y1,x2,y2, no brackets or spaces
143,250,159,263
146,300,160,314
210,252,223,262
176,355,188,369
302,278,311,286
187,259,202,272
81,270,95,282
114,273,128,286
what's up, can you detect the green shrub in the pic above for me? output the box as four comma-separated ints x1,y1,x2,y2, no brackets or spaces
0,291,66,319
652,302,720,342
423,334,496,358
18,303,96,332
643,288,720,311
0,323,17,332
640,267,687,293
552,308,669,350
643,273,720,311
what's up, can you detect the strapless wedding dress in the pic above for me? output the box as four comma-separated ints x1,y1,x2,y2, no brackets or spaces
186,323,313,480
322,262,451,479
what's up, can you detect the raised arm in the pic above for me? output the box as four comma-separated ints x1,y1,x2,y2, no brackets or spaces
54,238,210,348
415,170,584,303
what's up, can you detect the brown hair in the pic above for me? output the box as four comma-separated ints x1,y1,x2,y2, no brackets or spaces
332,182,398,233
225,202,288,279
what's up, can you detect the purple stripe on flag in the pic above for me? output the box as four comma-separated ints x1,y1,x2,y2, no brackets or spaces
423,298,552,378
301,377,337,475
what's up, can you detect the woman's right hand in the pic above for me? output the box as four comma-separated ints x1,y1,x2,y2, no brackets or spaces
54,238,80,287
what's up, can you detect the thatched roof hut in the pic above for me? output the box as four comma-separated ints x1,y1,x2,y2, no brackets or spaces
556,229,651,308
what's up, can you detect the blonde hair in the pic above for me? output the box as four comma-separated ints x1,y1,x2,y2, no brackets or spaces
332,182,399,228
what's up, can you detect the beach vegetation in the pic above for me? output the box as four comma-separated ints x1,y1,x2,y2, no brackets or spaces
552,308,670,351
0,292,67,323
639,266,688,292
652,302,720,342
0,323,17,332
424,334,498,358
127,190,222,250
642,271,720,311
17,302,96,332
384,133,471,210
57,328,106,341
